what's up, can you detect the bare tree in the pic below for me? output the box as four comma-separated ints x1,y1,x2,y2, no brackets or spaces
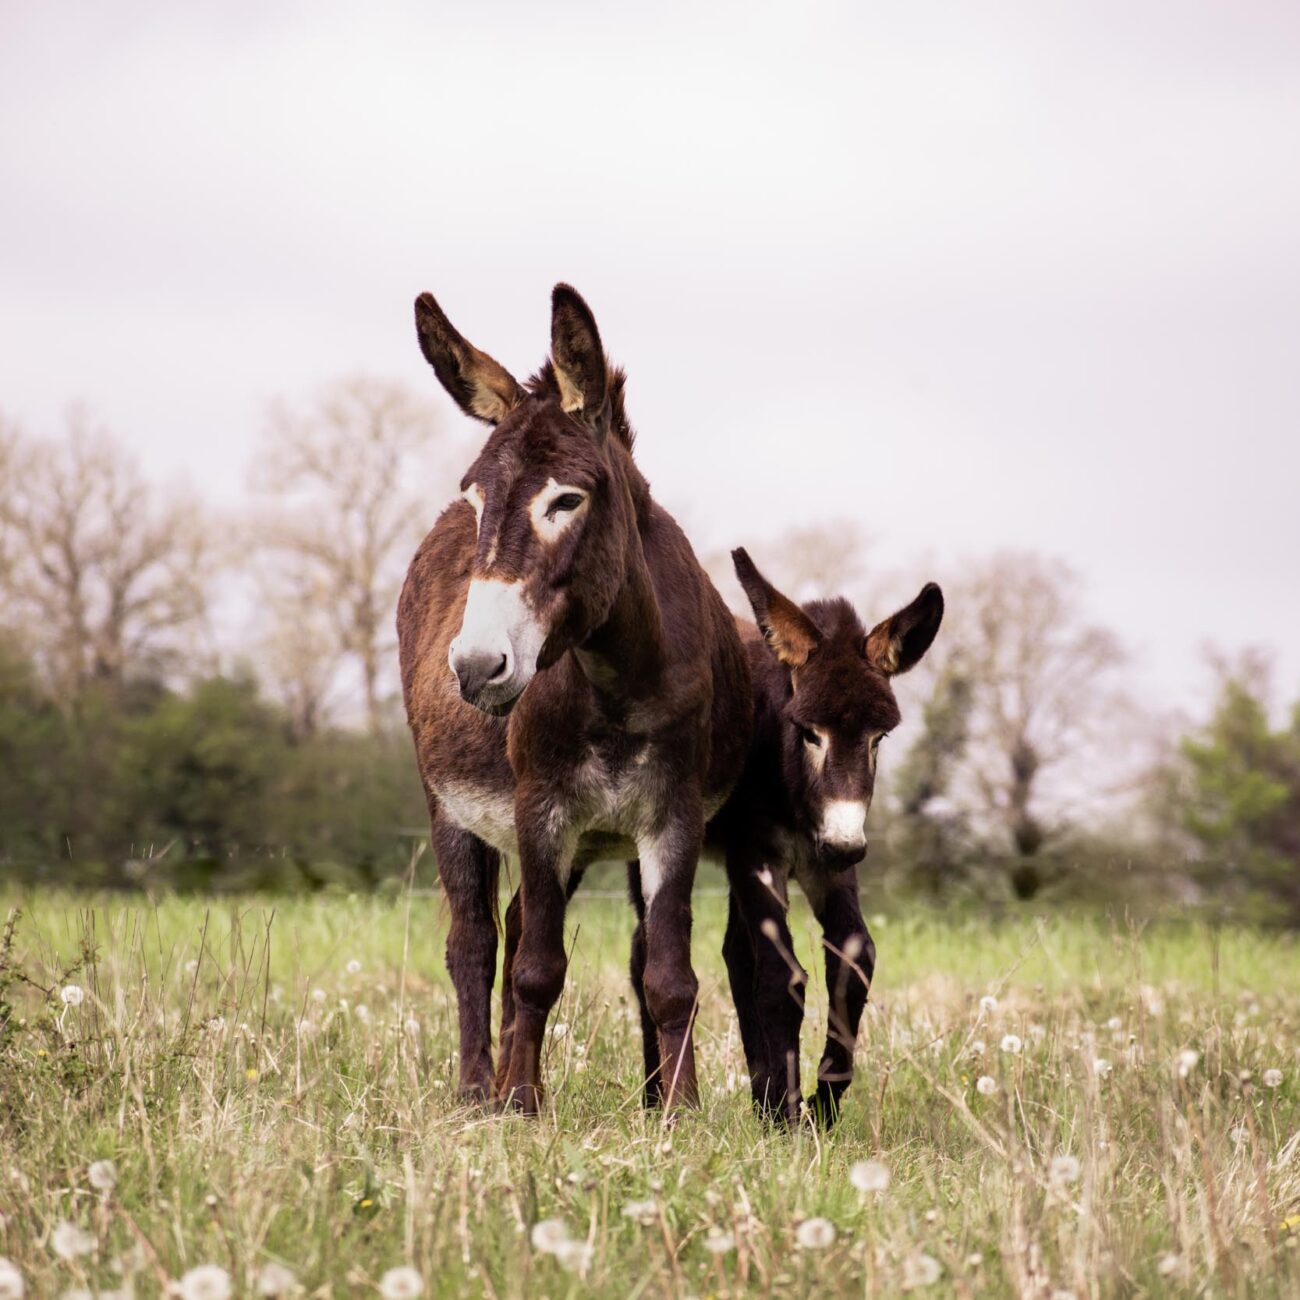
251,377,448,733
940,552,1128,895
0,409,211,698
702,519,875,616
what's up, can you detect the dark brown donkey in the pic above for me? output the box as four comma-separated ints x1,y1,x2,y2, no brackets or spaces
397,284,752,1113
627,549,943,1125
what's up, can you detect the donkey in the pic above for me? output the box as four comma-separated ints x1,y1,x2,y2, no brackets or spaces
397,284,752,1114
625,549,943,1125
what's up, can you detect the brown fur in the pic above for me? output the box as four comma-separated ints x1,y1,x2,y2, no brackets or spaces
398,284,751,1113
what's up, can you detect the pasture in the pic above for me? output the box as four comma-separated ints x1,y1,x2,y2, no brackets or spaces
1,887,1298,1298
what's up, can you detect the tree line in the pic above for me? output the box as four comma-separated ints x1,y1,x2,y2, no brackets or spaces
1,387,1296,920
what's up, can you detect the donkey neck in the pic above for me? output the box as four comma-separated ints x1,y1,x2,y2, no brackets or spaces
572,524,665,706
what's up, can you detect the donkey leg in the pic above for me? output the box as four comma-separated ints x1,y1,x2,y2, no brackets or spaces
636,818,705,1111
498,813,573,1116
493,887,523,1101
627,860,664,1108
728,852,807,1125
800,866,875,1127
430,814,500,1103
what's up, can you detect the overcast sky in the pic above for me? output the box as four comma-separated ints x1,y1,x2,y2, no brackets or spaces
2,1,1297,714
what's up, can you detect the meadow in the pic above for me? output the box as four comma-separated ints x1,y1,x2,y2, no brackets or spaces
1,885,1298,1298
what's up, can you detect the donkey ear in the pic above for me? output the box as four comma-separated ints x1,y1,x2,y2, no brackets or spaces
732,547,822,669
551,283,609,433
414,293,523,425
865,583,944,676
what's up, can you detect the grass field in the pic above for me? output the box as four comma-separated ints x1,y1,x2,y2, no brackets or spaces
1,887,1299,1298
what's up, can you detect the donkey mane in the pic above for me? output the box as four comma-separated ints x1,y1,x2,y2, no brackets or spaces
525,361,636,452
802,597,867,646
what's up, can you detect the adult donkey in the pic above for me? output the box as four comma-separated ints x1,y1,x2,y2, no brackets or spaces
398,284,752,1114
628,549,943,1125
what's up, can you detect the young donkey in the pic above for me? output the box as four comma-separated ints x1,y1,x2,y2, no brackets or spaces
397,284,752,1113
628,549,943,1125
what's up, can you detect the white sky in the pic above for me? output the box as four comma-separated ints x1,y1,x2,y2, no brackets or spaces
2,0,1298,714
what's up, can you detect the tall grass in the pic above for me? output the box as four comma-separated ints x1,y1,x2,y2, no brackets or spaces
1,888,1298,1297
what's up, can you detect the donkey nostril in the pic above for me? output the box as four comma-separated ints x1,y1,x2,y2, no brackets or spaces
488,654,509,682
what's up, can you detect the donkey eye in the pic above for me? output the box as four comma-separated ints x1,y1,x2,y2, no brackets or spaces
547,492,585,517
799,727,823,749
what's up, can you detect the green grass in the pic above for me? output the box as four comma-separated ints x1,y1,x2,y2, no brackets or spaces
2,887,1299,1297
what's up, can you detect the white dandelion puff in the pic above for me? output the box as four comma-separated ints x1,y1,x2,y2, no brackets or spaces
1229,1126,1248,1147
1157,1252,1181,1277
621,1199,657,1225
1175,1049,1200,1079
703,1229,735,1255
1106,1016,1122,1030
1263,1069,1283,1088
60,985,85,1007
554,1240,593,1274
901,1252,942,1289
849,1159,890,1193
1049,1154,1080,1186
309,989,327,1005
403,1017,421,1039
50,1221,96,1260
967,1039,986,1058
177,1265,232,1300
1093,1057,1112,1077
378,1266,424,1300
978,995,998,1013
794,1218,836,1250
345,959,362,975
530,1219,570,1255
1000,1033,1023,1054
976,1075,997,1096
256,1262,299,1296
0,1259,24,1300
88,1159,117,1191
550,1022,568,1041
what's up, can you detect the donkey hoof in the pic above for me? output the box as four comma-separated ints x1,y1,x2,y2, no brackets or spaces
804,1091,843,1130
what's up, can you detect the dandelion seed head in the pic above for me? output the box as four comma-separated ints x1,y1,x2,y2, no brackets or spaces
309,989,326,1005
1093,1058,1112,1077
704,1229,735,1255
1263,1069,1283,1088
621,1199,657,1225
50,1221,95,1260
1049,1154,1081,1185
178,1265,232,1300
550,1022,568,1041
60,985,85,1007
1000,1034,1023,1054
403,1017,421,1038
255,1262,299,1297
978,995,998,1013
1176,1048,1200,1079
849,1159,890,1193
378,1266,424,1300
901,1252,942,1289
976,1075,997,1096
0,1259,23,1300
345,959,362,975
1157,1252,1181,1277
530,1219,570,1255
968,1040,985,1057
88,1159,117,1191
794,1217,836,1250
1230,1126,1248,1147
554,1240,593,1274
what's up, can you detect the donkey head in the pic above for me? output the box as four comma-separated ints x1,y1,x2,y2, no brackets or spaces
732,548,944,868
415,284,637,713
